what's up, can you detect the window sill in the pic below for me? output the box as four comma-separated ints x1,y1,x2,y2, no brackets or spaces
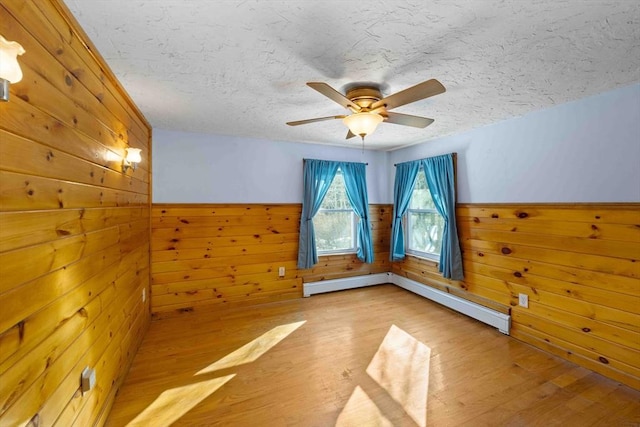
318,251,358,258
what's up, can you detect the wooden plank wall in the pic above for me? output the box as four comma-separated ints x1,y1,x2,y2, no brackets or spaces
151,204,302,316
392,203,640,389
151,204,391,317
0,1,152,426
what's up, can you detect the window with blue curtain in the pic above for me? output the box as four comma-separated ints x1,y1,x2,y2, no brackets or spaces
297,159,374,269
405,166,445,259
390,154,463,280
390,160,421,261
339,162,374,264
315,169,358,254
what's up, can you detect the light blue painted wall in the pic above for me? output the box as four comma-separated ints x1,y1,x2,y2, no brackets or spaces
152,131,390,203
152,84,639,205
389,83,640,203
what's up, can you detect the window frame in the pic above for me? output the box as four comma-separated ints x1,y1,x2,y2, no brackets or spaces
404,167,443,261
314,169,358,256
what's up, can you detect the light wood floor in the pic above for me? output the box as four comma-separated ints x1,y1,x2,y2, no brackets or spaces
106,285,640,426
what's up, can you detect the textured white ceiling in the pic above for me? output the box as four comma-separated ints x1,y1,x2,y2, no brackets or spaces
66,0,640,150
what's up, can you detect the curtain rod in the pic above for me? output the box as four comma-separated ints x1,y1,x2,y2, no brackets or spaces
303,158,368,165
393,152,457,166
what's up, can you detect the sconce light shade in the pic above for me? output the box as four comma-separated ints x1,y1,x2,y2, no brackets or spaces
343,112,384,139
123,147,142,172
0,35,25,83
0,35,25,102
125,148,142,164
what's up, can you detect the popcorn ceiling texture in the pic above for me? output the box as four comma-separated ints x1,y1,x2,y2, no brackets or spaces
67,0,640,151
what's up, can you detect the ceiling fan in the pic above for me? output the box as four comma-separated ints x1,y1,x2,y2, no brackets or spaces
286,79,446,141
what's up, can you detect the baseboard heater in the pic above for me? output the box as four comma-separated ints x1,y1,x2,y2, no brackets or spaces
303,273,389,297
303,272,510,335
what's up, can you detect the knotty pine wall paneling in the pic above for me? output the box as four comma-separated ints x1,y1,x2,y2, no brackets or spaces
0,1,152,426
151,204,392,318
391,203,640,389
151,204,301,316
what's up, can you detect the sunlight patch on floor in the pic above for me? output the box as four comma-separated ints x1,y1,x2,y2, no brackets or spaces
127,320,306,425
336,325,431,426
126,374,236,427
335,386,395,427
366,324,431,427
196,320,306,374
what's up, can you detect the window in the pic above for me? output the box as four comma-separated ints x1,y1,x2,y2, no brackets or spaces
406,167,444,259
313,169,357,254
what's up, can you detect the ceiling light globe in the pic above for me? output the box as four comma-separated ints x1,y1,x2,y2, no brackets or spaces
343,112,383,138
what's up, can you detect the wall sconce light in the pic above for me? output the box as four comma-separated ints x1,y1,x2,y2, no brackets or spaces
122,148,142,172
0,35,26,102
343,112,384,141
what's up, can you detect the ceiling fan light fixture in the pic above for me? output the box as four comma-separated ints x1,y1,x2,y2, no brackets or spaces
343,112,383,139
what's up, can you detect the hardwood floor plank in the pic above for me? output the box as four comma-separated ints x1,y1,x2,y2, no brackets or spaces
106,285,640,426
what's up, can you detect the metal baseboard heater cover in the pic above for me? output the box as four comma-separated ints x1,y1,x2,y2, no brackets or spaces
303,273,389,297
303,272,510,335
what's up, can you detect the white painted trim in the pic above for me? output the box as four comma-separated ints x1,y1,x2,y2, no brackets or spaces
303,272,511,335
303,273,390,297
390,273,511,335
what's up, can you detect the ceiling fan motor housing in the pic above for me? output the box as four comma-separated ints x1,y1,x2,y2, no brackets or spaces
345,86,382,110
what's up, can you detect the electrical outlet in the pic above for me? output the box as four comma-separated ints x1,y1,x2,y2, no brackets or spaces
518,293,528,308
142,288,146,303
81,367,96,394
278,266,285,277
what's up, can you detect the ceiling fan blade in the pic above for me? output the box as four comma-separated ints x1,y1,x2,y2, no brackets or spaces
307,82,361,111
384,112,434,128
371,79,445,110
286,115,346,126
346,130,356,139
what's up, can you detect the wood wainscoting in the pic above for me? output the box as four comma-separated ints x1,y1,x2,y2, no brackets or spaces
151,204,391,318
0,1,152,425
392,203,640,389
152,202,638,389
151,204,302,316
